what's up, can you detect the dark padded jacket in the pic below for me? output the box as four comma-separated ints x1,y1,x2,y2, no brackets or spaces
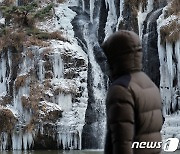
102,30,163,154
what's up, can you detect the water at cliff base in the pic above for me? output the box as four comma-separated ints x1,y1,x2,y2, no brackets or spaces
0,150,103,154
0,150,180,154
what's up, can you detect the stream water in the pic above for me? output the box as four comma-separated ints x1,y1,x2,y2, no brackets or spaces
0,150,103,154
0,150,180,154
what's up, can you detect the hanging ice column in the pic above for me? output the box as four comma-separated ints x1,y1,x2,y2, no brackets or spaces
157,11,180,115
0,132,8,150
38,59,45,82
116,0,124,31
158,39,180,115
0,49,13,97
137,0,154,39
53,50,64,79
82,15,106,147
81,0,85,11
104,0,117,39
90,0,95,23
0,55,7,97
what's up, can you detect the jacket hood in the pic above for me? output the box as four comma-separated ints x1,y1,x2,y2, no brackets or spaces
101,30,142,79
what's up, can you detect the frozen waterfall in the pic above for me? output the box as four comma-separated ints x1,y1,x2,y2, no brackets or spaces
0,0,179,151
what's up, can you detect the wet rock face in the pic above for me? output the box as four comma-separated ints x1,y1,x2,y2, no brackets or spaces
82,62,99,149
33,133,58,150
121,4,139,33
98,0,108,44
142,9,163,87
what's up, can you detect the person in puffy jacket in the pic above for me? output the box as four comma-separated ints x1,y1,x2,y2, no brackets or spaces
101,30,163,154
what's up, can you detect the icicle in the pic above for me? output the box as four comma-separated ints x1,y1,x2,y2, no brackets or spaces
137,3,147,39
0,132,8,150
104,0,108,8
38,59,45,82
108,0,117,21
166,42,173,82
57,93,72,111
53,52,64,79
74,133,78,149
0,57,7,96
7,49,12,92
77,125,83,150
104,0,117,39
62,133,67,149
175,40,180,88
157,13,174,115
157,13,165,114
147,0,154,13
67,133,71,148
137,0,154,40
13,86,26,113
23,136,27,150
81,0,85,11
12,132,23,150
57,132,82,149
23,132,33,150
90,0,94,23
116,0,124,31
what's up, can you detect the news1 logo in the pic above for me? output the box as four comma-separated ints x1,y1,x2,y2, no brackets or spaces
131,138,179,152
163,138,179,152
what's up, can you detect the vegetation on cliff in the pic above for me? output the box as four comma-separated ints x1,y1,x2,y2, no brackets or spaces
0,0,65,51
160,0,180,43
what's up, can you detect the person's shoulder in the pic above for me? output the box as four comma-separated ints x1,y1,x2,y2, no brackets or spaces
111,73,131,88
107,74,133,103
130,71,156,89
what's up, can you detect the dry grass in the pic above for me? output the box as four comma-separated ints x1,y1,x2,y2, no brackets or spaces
45,71,53,79
125,0,147,10
0,0,66,52
57,0,66,3
25,36,50,47
0,28,51,51
0,109,17,133
21,96,31,109
26,50,34,59
49,31,66,41
24,122,35,132
0,96,12,106
166,0,180,17
13,14,36,28
15,75,28,90
44,110,62,122
0,28,25,51
41,47,52,58
2,0,15,5
160,20,180,43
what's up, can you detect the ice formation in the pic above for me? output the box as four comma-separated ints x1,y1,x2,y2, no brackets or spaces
104,0,117,39
0,0,179,151
90,0,95,23
137,0,154,39
157,3,180,141
116,0,124,31
0,56,7,97
0,1,88,149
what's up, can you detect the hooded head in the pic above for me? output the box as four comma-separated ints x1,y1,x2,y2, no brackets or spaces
101,30,142,79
